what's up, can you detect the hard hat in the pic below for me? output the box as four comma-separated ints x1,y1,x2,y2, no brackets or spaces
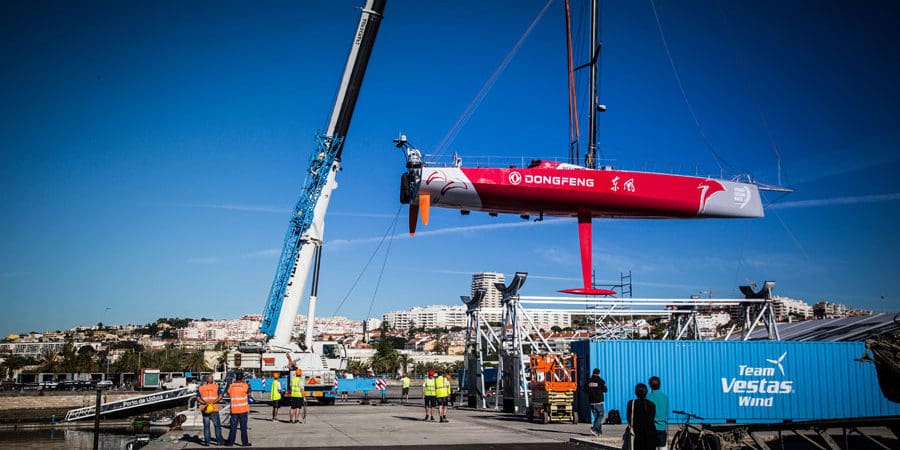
273,372,280,379
295,369,302,376
203,403,215,414
428,370,435,376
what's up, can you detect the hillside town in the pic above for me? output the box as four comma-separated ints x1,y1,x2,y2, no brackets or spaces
0,272,873,387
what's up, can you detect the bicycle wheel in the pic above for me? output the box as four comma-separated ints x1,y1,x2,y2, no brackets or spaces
671,429,697,450
699,433,721,450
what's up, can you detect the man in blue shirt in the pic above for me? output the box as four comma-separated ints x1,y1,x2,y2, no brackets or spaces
647,376,669,450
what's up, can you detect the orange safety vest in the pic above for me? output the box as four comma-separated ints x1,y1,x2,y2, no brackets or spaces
198,383,220,412
228,382,250,414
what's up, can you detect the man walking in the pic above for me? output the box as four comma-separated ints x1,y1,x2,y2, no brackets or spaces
197,375,223,446
289,369,305,424
270,372,284,422
647,376,669,450
401,373,410,404
435,372,449,423
584,368,608,437
227,373,251,447
422,370,437,421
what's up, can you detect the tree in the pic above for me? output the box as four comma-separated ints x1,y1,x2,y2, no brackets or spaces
369,323,399,375
183,350,211,373
2,355,33,379
75,345,99,373
346,359,370,375
59,341,77,372
397,353,414,375
39,348,60,373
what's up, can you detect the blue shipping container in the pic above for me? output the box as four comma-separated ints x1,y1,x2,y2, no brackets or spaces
571,340,900,424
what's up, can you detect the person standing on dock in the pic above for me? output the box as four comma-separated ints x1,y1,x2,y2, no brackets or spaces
270,372,284,422
227,373,251,447
435,372,449,422
289,369,305,424
401,373,410,404
647,376,669,450
422,370,437,421
627,383,657,450
197,375,224,446
584,368,608,437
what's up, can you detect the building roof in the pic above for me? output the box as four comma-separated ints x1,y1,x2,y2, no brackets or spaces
735,313,899,342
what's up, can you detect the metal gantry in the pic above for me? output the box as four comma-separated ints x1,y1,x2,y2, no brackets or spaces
460,274,783,412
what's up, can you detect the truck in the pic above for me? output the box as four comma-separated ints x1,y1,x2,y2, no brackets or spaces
234,0,386,404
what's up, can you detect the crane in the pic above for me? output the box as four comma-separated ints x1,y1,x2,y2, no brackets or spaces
244,0,385,403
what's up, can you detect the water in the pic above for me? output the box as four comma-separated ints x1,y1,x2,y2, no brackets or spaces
0,428,163,450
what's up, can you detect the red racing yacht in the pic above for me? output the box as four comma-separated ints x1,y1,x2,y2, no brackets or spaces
394,0,786,296
396,138,768,296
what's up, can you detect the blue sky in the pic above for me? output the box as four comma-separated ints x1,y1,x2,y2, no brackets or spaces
2,0,899,335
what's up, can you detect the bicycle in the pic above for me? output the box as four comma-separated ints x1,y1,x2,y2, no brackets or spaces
671,410,721,450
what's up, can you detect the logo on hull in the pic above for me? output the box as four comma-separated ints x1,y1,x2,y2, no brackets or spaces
426,170,469,196
697,180,725,214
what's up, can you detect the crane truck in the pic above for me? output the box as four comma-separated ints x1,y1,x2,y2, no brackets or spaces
234,0,386,404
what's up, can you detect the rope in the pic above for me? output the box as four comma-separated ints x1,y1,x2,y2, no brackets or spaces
432,0,555,161
330,206,402,317
649,0,729,174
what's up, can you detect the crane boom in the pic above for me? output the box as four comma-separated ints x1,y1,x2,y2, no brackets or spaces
260,0,386,350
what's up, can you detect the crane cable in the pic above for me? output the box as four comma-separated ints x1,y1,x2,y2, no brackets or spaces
649,0,730,175
432,0,555,162
330,206,401,317
365,207,400,321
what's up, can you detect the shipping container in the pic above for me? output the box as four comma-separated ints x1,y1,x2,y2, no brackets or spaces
571,340,900,424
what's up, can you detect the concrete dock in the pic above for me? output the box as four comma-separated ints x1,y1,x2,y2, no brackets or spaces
144,400,621,449
141,398,900,450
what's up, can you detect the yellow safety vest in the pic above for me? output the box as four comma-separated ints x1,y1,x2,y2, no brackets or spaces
291,376,304,397
435,375,448,398
402,377,410,389
270,379,282,401
423,378,436,396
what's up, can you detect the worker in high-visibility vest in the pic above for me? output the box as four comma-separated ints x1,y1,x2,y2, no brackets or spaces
226,372,251,447
422,370,437,421
435,371,449,423
197,375,224,446
270,372,284,422
289,368,305,424
401,373,411,404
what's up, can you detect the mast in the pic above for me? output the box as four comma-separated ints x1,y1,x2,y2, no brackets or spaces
585,0,600,169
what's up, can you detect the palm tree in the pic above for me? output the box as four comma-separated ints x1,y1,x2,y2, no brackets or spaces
183,350,211,373
397,353,413,375
39,348,60,373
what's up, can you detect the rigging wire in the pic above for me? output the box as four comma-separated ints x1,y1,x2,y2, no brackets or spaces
769,208,840,295
713,0,791,190
432,0,554,162
330,206,402,317
565,0,581,164
649,0,730,175
365,206,400,321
